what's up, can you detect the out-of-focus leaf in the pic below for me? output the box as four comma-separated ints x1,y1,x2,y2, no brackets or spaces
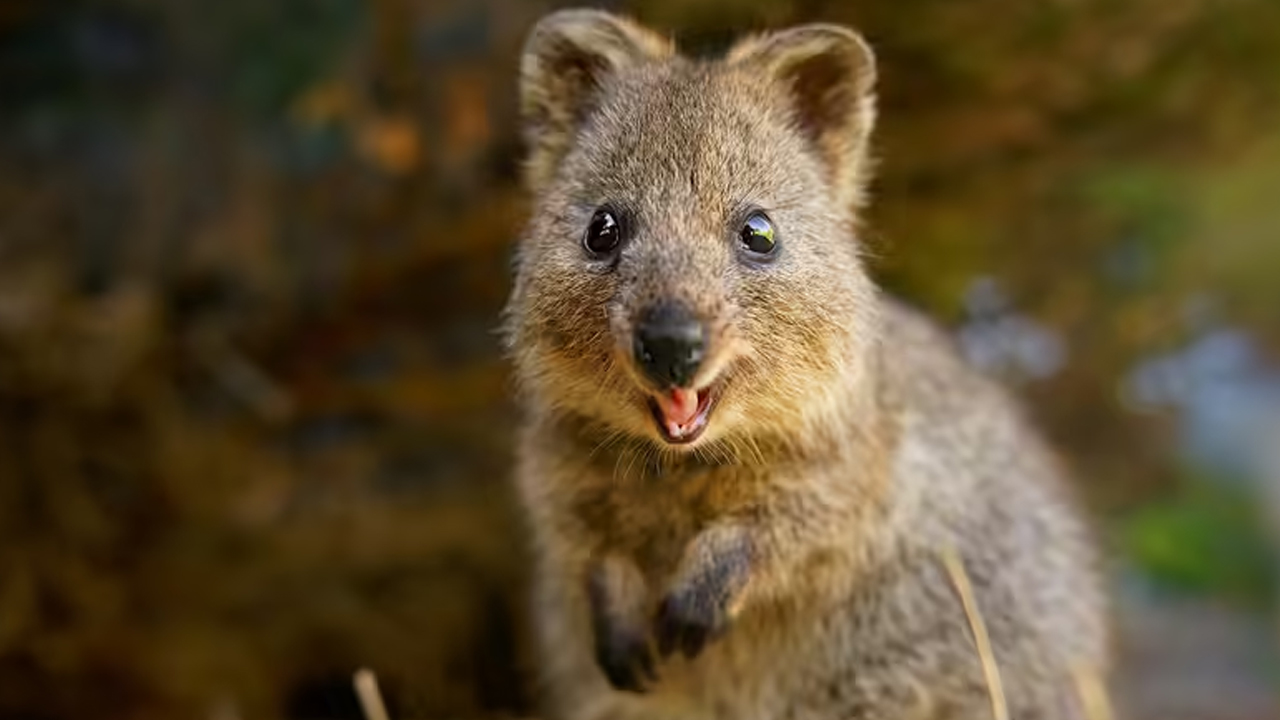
1124,475,1278,607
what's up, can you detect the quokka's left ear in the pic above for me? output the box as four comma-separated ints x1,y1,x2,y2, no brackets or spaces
519,9,674,192
727,25,877,207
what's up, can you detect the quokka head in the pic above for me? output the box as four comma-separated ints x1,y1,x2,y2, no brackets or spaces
505,9,882,453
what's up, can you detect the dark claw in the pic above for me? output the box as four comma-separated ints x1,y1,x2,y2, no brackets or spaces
595,625,656,692
655,590,727,660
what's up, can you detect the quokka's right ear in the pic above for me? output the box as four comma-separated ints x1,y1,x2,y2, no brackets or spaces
519,9,673,191
726,25,877,209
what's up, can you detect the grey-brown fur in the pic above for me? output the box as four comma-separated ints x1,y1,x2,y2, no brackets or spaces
504,9,1109,720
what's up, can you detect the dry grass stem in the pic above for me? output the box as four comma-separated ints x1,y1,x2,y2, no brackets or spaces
354,668,393,720
940,545,1009,720
1071,662,1115,720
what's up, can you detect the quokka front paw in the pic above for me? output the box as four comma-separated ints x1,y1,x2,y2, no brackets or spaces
654,582,733,660
655,525,754,660
594,620,657,692
588,555,656,693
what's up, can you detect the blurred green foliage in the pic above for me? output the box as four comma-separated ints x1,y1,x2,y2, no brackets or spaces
1124,473,1278,608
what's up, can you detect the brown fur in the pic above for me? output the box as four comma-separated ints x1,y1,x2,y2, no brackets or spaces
504,9,1109,720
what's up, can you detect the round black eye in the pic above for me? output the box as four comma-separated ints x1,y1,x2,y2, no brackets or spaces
739,212,777,257
583,209,621,256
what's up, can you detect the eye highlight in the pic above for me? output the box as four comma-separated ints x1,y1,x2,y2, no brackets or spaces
583,208,622,257
738,212,777,259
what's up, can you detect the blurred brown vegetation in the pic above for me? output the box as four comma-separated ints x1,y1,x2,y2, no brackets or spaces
1,0,1279,718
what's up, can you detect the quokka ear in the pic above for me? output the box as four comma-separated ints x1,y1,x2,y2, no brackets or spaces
519,9,674,191
727,25,877,208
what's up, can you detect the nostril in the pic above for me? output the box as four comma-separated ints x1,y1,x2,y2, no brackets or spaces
634,303,707,389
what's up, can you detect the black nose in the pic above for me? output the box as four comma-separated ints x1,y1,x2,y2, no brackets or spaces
634,303,707,388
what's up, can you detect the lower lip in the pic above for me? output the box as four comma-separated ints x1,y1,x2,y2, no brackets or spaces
647,389,714,445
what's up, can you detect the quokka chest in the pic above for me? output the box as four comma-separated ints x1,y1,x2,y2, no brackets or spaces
567,457,760,572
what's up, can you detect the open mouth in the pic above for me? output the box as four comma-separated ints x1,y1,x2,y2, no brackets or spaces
647,386,716,445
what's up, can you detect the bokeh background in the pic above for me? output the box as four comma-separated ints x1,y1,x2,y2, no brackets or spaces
2,0,1279,718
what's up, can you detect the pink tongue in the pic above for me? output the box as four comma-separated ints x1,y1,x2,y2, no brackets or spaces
658,388,700,426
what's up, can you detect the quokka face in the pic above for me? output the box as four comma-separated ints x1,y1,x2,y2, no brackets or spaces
506,10,882,453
